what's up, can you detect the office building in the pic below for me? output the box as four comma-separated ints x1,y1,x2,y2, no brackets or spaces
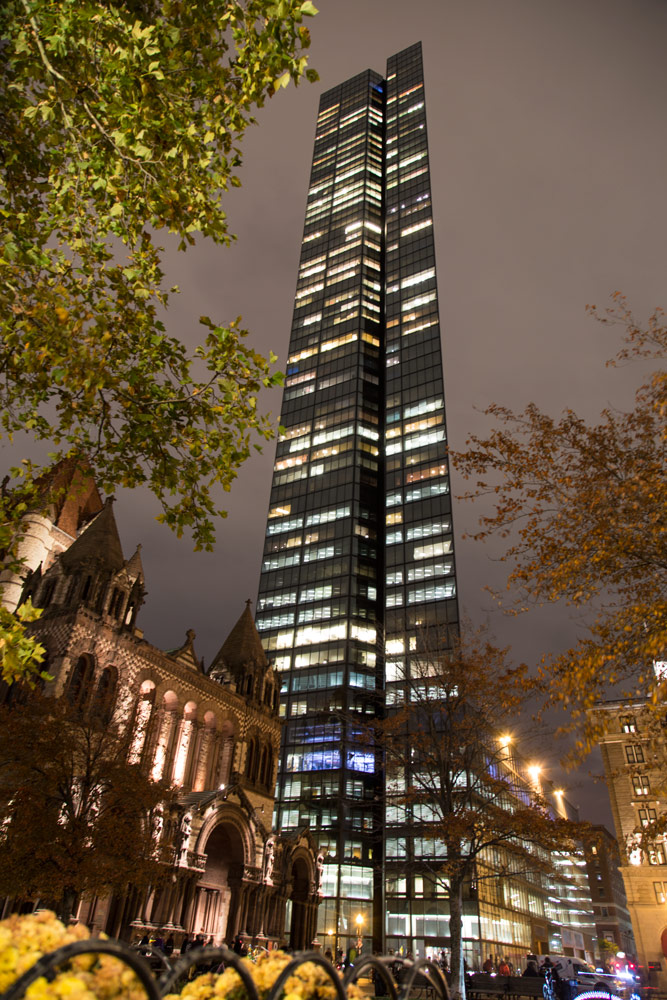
255,42,460,953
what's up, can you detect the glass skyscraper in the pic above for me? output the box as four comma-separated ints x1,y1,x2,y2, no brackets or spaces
256,43,459,954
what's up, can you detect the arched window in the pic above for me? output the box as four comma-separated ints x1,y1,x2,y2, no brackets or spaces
65,575,79,605
245,739,256,781
39,578,57,608
66,655,94,710
91,667,117,724
108,588,125,620
260,746,273,789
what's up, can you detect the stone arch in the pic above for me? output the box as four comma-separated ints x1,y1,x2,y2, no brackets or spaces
192,807,254,943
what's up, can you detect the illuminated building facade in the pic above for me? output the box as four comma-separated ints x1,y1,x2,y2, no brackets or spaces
3,470,321,946
256,43,459,952
593,700,667,992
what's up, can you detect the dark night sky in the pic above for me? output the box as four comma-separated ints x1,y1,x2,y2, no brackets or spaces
24,1,667,826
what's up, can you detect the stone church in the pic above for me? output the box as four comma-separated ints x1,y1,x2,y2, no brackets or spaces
1,460,321,948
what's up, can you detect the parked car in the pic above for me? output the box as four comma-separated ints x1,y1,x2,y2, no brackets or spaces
537,955,639,1000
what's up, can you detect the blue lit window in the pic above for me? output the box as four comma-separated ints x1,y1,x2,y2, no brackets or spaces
347,751,375,773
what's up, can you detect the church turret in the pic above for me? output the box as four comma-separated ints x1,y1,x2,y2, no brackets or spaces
27,498,145,631
209,601,279,714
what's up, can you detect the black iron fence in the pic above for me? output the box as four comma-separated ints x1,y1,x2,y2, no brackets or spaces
1,940,451,1000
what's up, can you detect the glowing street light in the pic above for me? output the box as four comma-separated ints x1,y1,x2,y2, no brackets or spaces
355,913,364,952
528,764,542,790
553,787,567,817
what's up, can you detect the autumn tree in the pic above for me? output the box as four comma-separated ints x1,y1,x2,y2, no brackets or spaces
452,295,667,752
0,0,317,677
374,629,585,1000
0,691,176,923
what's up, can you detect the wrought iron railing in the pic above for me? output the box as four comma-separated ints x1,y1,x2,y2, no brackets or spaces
1,940,451,1000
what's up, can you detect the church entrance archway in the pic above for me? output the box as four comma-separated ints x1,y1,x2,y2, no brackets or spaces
192,822,245,943
289,856,312,950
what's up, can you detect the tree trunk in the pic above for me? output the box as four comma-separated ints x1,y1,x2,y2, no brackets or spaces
449,877,466,1000
57,887,77,925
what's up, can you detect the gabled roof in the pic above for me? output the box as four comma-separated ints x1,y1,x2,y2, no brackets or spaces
209,600,268,677
168,629,202,673
60,497,125,573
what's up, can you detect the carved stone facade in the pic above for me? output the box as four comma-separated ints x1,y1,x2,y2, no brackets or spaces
5,472,321,948
594,699,667,992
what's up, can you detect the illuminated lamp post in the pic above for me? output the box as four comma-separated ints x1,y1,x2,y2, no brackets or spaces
355,913,364,953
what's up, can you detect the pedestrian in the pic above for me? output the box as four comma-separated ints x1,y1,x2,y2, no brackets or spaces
165,935,174,957
498,959,511,977
483,956,494,974
523,962,540,977
181,934,193,955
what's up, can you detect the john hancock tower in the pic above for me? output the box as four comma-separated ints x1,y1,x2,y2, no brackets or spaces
256,43,460,955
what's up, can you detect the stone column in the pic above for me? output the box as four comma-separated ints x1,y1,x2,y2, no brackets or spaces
237,885,251,937
162,709,182,783
184,721,203,790
204,731,220,789
172,717,194,788
128,695,154,765
218,737,235,787
179,878,197,931
225,880,243,940
193,727,213,792
150,709,177,782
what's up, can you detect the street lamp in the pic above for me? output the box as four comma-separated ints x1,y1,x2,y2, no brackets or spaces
355,913,364,952
528,764,542,790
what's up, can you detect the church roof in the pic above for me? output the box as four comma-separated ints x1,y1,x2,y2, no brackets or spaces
60,497,125,573
168,629,202,673
125,543,145,582
209,600,268,676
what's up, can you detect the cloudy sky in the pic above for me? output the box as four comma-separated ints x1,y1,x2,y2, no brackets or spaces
104,0,667,824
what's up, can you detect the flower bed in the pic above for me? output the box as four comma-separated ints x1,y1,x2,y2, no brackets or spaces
0,912,449,1000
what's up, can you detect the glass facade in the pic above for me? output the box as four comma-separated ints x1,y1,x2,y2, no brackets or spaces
256,43,460,953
